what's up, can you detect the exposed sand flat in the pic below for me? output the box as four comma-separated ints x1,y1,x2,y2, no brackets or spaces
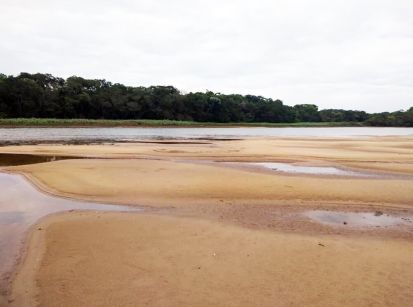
3,136,413,306
11,212,413,307
9,158,413,207
1,136,413,166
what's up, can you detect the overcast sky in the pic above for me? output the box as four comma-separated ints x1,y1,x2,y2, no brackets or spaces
1,0,412,112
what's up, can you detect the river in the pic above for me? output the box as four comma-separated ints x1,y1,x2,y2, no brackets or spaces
0,127,412,143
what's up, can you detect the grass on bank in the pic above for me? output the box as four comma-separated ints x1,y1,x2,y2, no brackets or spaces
0,118,365,128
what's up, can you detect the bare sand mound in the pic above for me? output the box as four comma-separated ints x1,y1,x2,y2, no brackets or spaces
11,212,413,307
1,136,413,171
10,158,413,207
4,136,413,306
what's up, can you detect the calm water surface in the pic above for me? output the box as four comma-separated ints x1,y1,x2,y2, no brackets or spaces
305,210,413,228
1,127,412,143
0,153,82,166
249,162,374,177
0,172,141,295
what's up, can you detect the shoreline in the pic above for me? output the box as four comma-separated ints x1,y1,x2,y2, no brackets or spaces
4,139,413,207
2,135,413,306
1,152,413,303
0,119,367,128
6,212,46,306
7,161,413,210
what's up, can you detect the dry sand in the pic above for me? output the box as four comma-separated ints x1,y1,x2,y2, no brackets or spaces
3,136,413,306
2,136,413,168
8,158,413,209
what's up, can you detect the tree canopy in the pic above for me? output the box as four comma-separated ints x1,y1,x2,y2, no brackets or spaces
0,72,411,126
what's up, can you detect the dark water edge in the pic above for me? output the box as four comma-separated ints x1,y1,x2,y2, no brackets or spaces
0,153,83,167
0,138,241,147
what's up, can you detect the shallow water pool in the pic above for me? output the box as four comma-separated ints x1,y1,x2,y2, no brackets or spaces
249,162,374,177
0,153,83,167
305,210,413,228
0,172,141,295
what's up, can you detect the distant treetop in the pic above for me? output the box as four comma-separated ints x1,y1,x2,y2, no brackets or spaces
0,72,411,126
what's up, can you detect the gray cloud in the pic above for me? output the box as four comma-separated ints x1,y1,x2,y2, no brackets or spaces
1,0,412,112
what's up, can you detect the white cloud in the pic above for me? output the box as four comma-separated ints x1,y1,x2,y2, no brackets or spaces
1,0,412,112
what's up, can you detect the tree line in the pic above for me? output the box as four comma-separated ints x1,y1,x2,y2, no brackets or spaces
0,72,411,126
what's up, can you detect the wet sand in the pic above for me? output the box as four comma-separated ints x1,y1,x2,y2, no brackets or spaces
7,158,413,208
10,213,413,307
0,172,141,298
2,136,413,306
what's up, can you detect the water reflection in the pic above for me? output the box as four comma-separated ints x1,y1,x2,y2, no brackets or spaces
0,153,82,167
250,162,374,177
0,172,141,295
0,212,25,225
0,127,412,144
305,210,413,228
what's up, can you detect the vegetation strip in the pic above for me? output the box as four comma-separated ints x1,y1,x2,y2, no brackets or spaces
0,73,411,126
0,118,364,127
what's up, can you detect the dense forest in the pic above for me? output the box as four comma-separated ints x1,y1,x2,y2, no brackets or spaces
0,73,411,126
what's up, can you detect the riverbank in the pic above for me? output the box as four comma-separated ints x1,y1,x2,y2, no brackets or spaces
3,135,413,306
0,118,364,128
7,158,413,207
10,212,413,307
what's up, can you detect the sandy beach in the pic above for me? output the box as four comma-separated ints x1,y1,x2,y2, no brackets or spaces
10,213,413,307
2,0,413,304
2,136,413,306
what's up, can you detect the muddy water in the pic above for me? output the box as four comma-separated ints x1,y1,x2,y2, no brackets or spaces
305,210,413,228
0,172,141,295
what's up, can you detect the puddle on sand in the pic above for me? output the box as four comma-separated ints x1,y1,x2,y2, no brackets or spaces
0,172,141,295
0,153,83,167
249,162,374,177
305,210,413,228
